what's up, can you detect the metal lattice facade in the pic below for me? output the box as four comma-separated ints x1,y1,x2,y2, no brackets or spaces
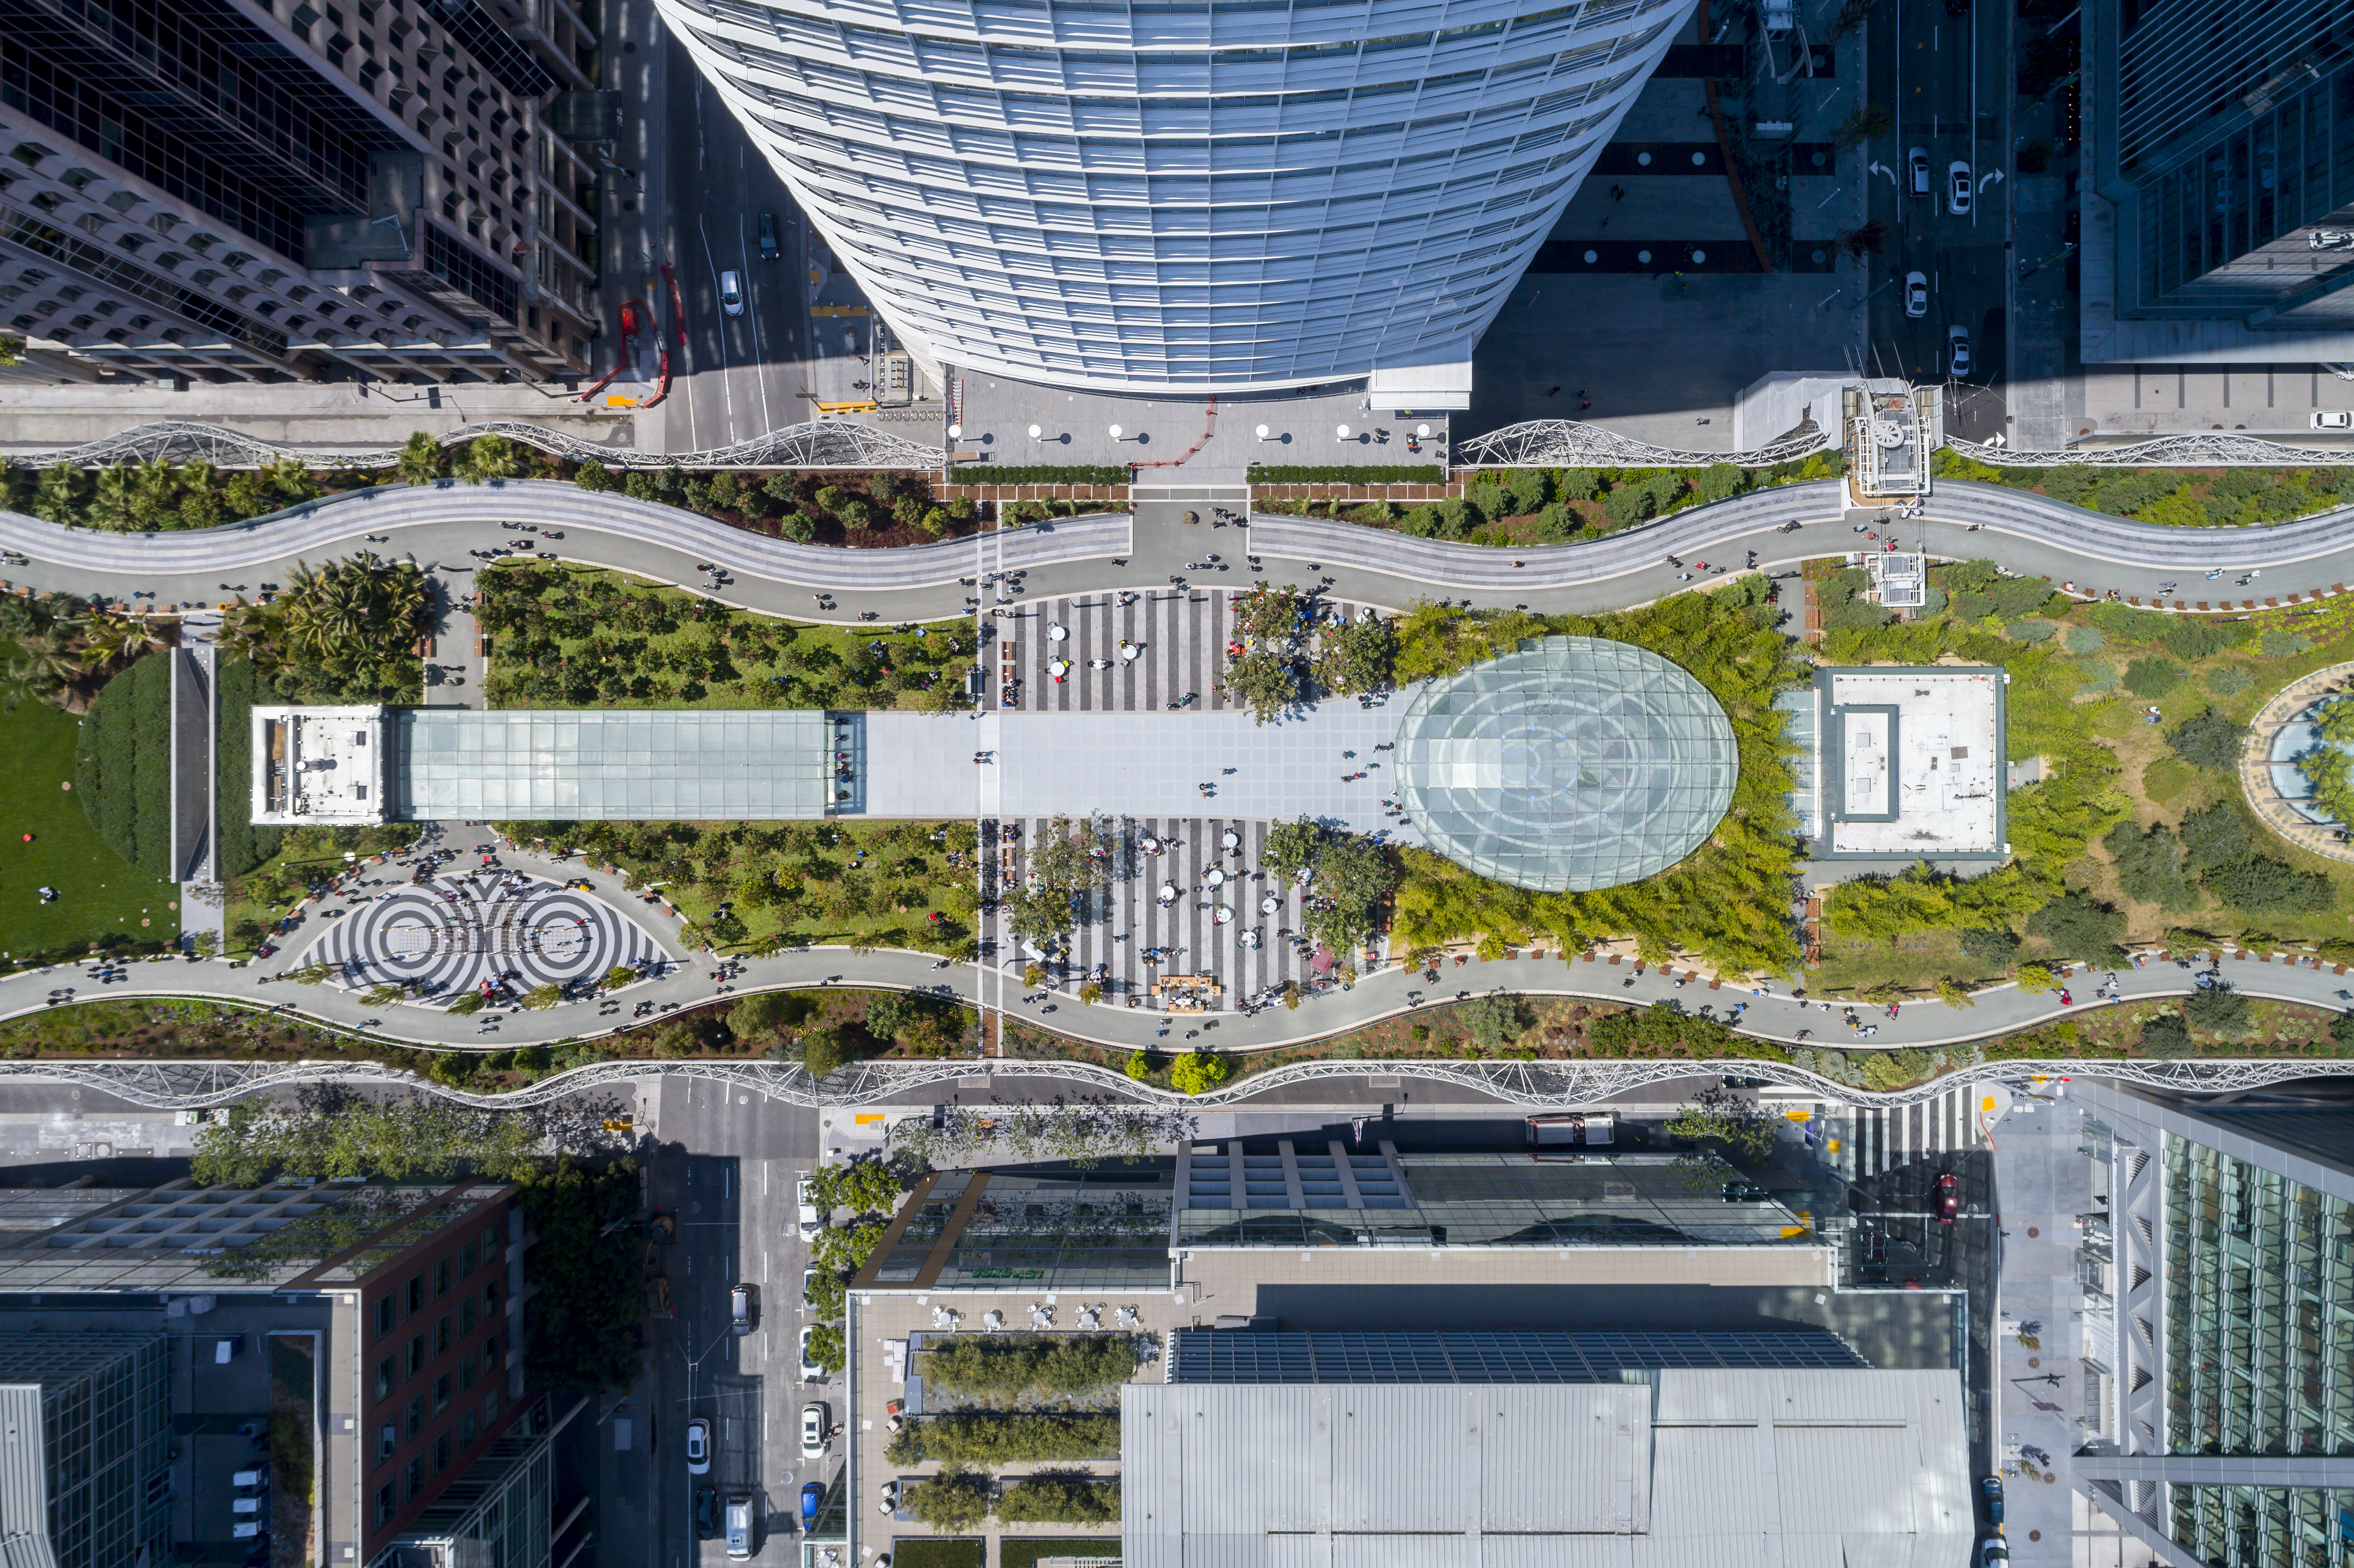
1396,635,1735,891
654,0,1697,392
1455,417,1833,470
1948,433,2354,468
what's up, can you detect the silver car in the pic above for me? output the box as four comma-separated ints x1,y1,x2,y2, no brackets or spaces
1905,271,1928,318
801,1400,830,1459
1949,324,1972,379
1948,162,1973,215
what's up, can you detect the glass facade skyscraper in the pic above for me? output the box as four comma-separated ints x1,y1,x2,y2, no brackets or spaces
2077,1083,2354,1568
653,0,1696,393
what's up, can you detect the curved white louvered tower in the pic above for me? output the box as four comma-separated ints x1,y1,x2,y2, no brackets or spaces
656,0,1696,395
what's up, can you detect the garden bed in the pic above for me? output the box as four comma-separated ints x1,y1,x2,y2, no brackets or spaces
1935,452,2354,527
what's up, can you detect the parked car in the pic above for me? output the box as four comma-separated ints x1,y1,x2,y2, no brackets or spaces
685,1417,710,1475
1905,271,1929,317
1980,1537,2011,1568
2313,410,2353,430
759,211,782,260
1937,1172,1961,1223
2311,229,2354,251
694,1486,719,1540
726,1493,755,1559
801,1401,829,1459
1949,161,1974,215
1723,1181,1773,1203
719,270,745,316
1909,146,1931,195
803,1264,822,1310
801,1482,825,1532
1949,324,1972,379
797,1178,822,1241
729,1282,757,1335
799,1325,826,1380
1980,1475,2004,1524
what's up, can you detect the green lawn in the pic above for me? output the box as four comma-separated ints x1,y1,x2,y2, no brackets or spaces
887,1540,986,1568
1000,1538,1120,1568
0,699,180,961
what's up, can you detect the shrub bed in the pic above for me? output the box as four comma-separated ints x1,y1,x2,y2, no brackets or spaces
1248,463,1444,483
996,1475,1120,1525
214,659,286,878
916,1335,1137,1405
944,464,1130,485
884,1412,1121,1468
1934,451,2354,526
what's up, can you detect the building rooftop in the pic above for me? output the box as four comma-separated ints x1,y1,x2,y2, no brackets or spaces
1813,666,2006,860
390,708,835,820
251,706,386,825
1165,1328,1867,1383
1121,1367,1973,1568
1395,636,1737,892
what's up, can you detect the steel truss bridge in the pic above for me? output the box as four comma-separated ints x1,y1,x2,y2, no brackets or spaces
1457,421,2354,472
19,1052,2348,1112
0,418,947,473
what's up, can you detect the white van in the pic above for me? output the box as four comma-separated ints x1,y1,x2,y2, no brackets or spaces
725,1494,755,1559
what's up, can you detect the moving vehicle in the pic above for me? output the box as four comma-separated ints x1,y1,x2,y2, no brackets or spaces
801,1401,829,1458
694,1486,719,1540
759,211,781,260
1949,162,1974,215
719,270,745,315
1949,324,1972,379
1937,1172,1961,1223
2313,410,2353,430
729,1282,757,1335
1525,1112,1613,1148
685,1417,710,1475
1905,271,1929,318
725,1493,755,1559
801,1481,825,1532
797,1178,822,1241
1722,1181,1773,1203
799,1325,826,1380
2311,229,2354,251
1909,147,1931,195
1980,1475,2004,1524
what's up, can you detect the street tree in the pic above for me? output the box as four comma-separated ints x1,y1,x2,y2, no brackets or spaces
1224,647,1301,723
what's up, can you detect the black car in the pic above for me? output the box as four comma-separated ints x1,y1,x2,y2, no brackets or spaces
759,212,781,261
695,1485,720,1540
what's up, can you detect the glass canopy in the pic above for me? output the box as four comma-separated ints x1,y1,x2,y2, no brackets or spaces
392,710,833,820
1395,636,1737,891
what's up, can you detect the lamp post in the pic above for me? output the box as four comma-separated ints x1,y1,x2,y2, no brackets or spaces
1336,423,1353,442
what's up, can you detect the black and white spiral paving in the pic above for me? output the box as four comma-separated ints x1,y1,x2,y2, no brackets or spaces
302,873,660,999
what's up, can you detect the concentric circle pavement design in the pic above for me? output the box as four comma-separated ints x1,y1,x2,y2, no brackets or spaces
300,873,662,1001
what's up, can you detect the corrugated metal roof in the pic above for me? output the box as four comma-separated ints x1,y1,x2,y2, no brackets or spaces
1122,1369,1973,1568
0,1386,54,1568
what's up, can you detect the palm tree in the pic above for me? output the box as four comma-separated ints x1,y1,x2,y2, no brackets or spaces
86,465,137,532
214,598,279,669
129,459,179,528
263,456,318,504
30,462,81,526
396,431,446,486
458,433,520,485
78,610,159,670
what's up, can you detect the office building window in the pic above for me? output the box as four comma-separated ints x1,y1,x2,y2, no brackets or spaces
404,1457,422,1499
408,1273,425,1314
374,1483,395,1526
374,1357,394,1401
458,1239,476,1279
406,1335,425,1377
435,1316,451,1355
375,1295,395,1340
405,1395,424,1439
435,1257,451,1297
434,1372,451,1414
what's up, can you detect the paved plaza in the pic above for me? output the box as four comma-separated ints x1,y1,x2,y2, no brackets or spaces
299,871,665,1002
996,588,1384,714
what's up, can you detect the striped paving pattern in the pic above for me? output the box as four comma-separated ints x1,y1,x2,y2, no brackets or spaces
996,815,1338,1011
304,873,660,1001
1845,1085,1986,1175
996,589,1377,713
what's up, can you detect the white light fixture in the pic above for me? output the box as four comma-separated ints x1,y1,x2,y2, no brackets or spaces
1336,423,1352,441
1108,423,1124,440
948,423,963,440
1415,423,1431,438
1255,423,1270,440
1028,423,1043,440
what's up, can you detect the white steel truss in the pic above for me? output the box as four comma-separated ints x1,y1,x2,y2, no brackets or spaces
1455,419,1834,470
1951,433,2354,467
7,1052,2346,1112
0,419,946,473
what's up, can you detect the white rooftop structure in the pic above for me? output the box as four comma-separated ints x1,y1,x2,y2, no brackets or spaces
250,706,387,826
1813,667,2005,860
655,0,1697,398
1121,1366,1974,1568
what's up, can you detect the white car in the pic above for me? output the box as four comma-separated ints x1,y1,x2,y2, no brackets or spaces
2310,230,2354,251
1905,271,1929,318
798,1325,826,1381
729,1282,756,1336
1909,146,1930,196
686,1417,710,1475
2312,410,2353,430
719,269,745,316
800,1401,829,1459
1949,324,1972,379
797,1178,822,1241
1949,161,1973,215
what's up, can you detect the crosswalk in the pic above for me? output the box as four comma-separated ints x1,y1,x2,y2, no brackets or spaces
995,590,1380,713
1837,1086,1987,1177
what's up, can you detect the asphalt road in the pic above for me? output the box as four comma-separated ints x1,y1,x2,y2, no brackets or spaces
638,1078,827,1566
1870,0,2012,432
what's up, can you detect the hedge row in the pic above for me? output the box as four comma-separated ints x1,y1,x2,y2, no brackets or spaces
1248,464,1444,483
214,660,285,878
946,464,1131,485
884,1412,1121,1468
73,653,173,878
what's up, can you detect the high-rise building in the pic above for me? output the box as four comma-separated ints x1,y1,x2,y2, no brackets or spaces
0,1177,591,1568
0,1331,173,1568
2075,1080,2354,1568
655,0,1695,401
0,0,604,383
2081,0,2354,364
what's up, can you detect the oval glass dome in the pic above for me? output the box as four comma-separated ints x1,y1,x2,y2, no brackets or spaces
1396,636,1737,891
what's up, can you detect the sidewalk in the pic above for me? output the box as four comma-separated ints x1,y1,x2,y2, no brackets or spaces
0,383,634,457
